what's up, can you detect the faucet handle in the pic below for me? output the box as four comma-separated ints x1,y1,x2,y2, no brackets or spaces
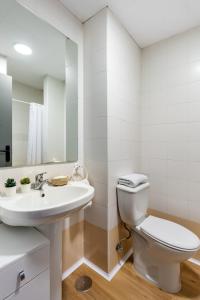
35,172,47,182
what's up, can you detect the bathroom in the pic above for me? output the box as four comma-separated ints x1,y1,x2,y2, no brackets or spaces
0,0,200,299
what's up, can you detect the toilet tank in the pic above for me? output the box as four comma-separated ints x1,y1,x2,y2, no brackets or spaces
117,183,150,227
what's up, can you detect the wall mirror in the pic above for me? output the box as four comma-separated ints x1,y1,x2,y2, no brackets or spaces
0,0,78,168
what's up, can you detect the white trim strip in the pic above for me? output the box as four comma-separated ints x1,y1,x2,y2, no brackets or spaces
83,257,112,281
62,257,84,280
105,248,133,281
62,252,200,283
189,258,200,266
62,248,133,281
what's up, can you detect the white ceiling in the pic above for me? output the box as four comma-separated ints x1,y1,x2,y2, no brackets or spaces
0,0,66,89
61,0,200,47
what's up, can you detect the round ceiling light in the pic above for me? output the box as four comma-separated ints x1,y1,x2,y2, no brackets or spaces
14,43,32,55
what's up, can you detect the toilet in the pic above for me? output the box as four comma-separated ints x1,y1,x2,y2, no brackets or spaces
117,182,200,293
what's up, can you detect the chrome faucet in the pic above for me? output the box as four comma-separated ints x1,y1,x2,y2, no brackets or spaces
32,172,47,192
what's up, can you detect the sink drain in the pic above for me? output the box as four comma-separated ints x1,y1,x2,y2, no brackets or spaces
75,276,92,292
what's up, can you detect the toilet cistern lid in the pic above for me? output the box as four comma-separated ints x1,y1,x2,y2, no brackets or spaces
139,216,200,251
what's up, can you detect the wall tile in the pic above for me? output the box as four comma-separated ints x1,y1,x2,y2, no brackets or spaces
188,200,200,223
140,26,200,222
188,142,200,162
189,102,200,122
84,202,108,231
188,122,200,142
167,142,188,161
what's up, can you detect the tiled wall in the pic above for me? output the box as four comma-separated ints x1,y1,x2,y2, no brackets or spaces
140,27,200,223
84,8,109,271
84,11,200,273
84,8,108,229
107,10,141,230
107,10,141,271
84,8,141,272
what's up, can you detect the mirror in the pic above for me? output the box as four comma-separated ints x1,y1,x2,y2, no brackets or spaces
0,0,78,167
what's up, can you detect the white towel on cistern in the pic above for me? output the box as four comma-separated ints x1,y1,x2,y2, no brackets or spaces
118,173,148,188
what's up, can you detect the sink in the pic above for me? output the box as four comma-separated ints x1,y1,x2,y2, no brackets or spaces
0,183,94,226
0,181,94,300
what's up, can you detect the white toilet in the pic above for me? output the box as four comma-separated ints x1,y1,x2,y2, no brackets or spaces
117,182,200,293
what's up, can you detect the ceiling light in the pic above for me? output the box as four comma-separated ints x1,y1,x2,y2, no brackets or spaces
14,43,32,55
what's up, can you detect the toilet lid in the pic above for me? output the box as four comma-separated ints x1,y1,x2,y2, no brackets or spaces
139,216,200,251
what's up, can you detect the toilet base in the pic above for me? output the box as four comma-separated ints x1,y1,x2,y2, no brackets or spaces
133,232,181,293
134,259,181,293
158,263,181,293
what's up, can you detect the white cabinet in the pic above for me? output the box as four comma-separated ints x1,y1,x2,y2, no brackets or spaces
0,224,50,300
6,269,49,300
0,245,49,299
6,270,49,300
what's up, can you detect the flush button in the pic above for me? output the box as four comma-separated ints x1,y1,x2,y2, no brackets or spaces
19,271,25,281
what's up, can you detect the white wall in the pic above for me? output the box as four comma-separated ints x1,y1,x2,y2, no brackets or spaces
2,57,43,168
12,81,43,167
107,10,141,230
13,80,43,104
84,9,141,231
0,162,75,191
140,26,200,223
84,8,108,229
65,39,78,162
0,55,7,74
43,75,65,163
12,101,29,166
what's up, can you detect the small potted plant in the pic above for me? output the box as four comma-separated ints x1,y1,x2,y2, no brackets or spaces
20,177,31,193
4,178,17,197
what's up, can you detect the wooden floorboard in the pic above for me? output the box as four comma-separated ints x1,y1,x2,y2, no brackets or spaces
62,257,200,300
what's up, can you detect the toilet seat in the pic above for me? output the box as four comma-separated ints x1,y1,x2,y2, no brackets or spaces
138,216,200,251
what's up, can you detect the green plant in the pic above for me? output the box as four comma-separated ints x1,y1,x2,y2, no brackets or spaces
20,177,31,185
5,178,16,188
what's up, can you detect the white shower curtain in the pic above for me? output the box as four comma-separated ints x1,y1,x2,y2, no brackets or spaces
27,103,44,165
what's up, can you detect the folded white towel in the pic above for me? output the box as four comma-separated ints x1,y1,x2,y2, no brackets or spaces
118,173,148,188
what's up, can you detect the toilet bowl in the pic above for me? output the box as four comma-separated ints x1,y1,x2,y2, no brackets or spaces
117,182,200,293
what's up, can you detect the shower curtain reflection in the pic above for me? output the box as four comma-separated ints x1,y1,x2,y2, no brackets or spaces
27,103,44,165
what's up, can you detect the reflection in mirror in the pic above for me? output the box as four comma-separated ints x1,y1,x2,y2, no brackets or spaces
0,0,78,167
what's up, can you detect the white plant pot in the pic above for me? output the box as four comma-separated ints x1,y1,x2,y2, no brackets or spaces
5,186,16,197
20,183,31,193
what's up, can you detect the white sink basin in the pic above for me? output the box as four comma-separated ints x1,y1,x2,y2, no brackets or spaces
0,181,95,300
0,183,94,226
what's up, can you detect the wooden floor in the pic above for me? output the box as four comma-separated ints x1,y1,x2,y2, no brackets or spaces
62,257,200,300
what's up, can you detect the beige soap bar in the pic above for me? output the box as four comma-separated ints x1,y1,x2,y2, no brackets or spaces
49,176,69,186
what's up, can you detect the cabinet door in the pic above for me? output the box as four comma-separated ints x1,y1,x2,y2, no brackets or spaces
6,270,50,300
0,245,49,299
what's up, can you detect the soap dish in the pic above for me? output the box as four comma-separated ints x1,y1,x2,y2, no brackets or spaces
49,176,69,186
